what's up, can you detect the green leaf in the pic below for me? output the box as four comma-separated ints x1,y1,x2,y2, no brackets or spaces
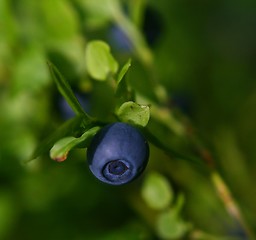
117,58,131,84
115,59,133,104
50,126,100,161
85,40,118,81
156,207,191,240
47,61,91,125
27,116,85,162
141,172,173,210
174,193,186,214
116,101,150,127
115,78,133,104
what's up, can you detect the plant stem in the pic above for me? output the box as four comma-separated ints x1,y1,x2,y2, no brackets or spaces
211,172,255,240
147,120,254,238
185,130,254,238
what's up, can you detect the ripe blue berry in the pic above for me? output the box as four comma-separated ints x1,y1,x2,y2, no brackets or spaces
87,122,149,185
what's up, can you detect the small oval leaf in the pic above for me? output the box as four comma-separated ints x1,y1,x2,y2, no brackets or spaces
28,116,85,163
50,127,100,161
156,208,190,239
141,172,173,210
116,101,150,127
85,40,118,81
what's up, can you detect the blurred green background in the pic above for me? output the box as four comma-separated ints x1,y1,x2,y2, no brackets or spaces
1,0,256,239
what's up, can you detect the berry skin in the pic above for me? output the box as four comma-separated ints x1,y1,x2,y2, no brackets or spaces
87,122,149,185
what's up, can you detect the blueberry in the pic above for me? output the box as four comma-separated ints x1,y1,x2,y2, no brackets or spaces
107,25,133,52
107,7,163,52
87,122,149,185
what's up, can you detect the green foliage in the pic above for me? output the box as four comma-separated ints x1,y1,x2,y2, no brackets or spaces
117,58,131,84
155,194,191,239
141,172,173,210
156,207,190,239
30,116,85,161
116,101,150,127
47,61,91,122
85,40,119,81
50,127,100,161
1,0,256,239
